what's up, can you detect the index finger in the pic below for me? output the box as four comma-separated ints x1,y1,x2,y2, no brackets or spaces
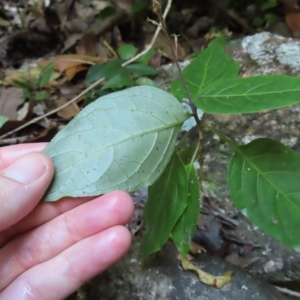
0,143,48,171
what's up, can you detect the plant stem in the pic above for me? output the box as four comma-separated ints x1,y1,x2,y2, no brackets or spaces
152,0,205,189
176,125,196,149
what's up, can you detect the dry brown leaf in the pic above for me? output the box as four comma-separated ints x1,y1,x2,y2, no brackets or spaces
189,242,206,255
58,82,85,96
76,33,111,58
65,64,88,81
280,0,299,11
181,257,233,288
51,0,74,25
145,30,186,61
148,51,162,68
0,87,24,119
54,97,80,119
62,33,84,54
4,66,60,86
38,55,108,73
17,102,30,121
76,33,99,56
176,253,194,261
286,13,300,35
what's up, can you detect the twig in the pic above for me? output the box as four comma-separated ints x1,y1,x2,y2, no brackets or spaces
0,136,28,145
153,1,194,113
0,0,172,140
125,0,172,66
152,0,205,189
103,39,118,58
0,78,104,139
275,286,300,298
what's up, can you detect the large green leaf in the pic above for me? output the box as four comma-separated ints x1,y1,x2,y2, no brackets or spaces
172,163,200,257
43,86,188,201
195,75,300,114
170,44,239,101
228,138,300,251
141,152,188,260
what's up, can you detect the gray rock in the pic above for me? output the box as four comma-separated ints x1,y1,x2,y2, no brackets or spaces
68,237,286,300
242,32,300,72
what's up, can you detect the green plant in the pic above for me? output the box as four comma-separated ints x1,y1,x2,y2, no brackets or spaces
41,37,300,261
84,44,158,99
12,62,55,101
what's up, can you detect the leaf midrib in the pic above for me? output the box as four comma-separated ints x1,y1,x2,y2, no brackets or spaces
201,90,299,98
45,117,185,157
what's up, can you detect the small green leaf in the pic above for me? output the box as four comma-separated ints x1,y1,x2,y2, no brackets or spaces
137,48,155,65
84,89,109,105
130,2,148,15
43,86,188,201
215,0,230,8
261,0,277,10
22,88,30,99
0,115,9,129
101,74,133,90
12,79,34,91
124,63,158,76
85,60,124,84
228,138,300,251
135,77,158,87
141,152,188,260
172,163,200,257
35,90,47,101
252,16,264,26
118,44,137,60
171,44,239,101
98,6,116,20
39,62,55,88
194,75,300,114
85,64,104,84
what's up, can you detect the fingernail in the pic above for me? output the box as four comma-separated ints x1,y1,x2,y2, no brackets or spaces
2,153,47,184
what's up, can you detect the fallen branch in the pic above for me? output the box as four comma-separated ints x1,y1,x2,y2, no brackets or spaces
275,286,300,298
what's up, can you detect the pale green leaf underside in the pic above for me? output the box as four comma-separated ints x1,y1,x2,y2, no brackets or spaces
228,138,300,251
195,75,300,114
43,86,188,201
170,45,239,101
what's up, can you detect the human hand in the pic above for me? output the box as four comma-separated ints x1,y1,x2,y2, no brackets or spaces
0,143,134,299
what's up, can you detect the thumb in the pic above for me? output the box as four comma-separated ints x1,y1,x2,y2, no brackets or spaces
0,153,54,231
